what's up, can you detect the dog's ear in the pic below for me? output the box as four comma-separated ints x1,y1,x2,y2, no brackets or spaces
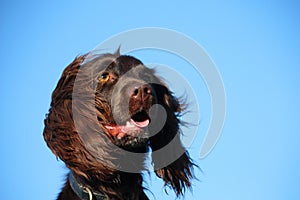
43,56,85,160
43,54,131,182
150,85,195,196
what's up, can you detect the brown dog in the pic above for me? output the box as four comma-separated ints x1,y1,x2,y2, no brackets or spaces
43,50,195,200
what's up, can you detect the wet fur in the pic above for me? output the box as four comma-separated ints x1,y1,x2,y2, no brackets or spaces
43,51,195,199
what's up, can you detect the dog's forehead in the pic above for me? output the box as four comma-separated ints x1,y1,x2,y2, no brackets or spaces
86,53,154,77
108,55,144,74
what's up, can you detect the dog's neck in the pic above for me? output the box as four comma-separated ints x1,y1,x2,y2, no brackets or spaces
68,171,146,200
69,172,107,200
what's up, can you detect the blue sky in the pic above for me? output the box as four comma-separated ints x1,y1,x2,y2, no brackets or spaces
1,1,300,200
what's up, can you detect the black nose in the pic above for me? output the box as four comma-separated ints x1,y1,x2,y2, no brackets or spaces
132,85,152,101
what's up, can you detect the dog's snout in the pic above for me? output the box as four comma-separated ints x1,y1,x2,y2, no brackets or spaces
132,85,152,101
128,84,153,115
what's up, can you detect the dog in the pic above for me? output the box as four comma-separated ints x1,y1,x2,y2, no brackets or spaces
43,50,195,200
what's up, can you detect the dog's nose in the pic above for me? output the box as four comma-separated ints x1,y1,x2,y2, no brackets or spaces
132,85,152,101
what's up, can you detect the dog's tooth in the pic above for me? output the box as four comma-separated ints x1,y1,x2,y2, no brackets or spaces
126,121,134,128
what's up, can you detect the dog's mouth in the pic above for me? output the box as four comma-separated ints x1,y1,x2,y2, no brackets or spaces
130,110,150,128
104,110,151,140
103,83,155,148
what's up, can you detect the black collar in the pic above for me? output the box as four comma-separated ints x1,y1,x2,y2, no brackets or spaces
69,173,107,200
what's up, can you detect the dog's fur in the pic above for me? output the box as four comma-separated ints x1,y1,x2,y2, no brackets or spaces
43,51,195,200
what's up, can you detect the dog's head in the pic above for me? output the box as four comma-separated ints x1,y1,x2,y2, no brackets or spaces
43,50,194,196
94,55,160,149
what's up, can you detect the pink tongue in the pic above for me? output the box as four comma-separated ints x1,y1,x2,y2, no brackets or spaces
130,119,150,128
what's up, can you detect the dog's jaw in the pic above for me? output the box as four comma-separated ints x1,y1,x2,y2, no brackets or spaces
104,112,151,150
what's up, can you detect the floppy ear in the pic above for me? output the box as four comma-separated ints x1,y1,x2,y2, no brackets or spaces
150,85,195,196
43,56,85,161
43,55,115,180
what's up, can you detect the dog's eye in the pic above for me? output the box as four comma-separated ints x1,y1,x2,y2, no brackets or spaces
99,72,110,82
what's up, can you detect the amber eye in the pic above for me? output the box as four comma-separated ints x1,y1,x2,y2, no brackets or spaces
99,72,110,82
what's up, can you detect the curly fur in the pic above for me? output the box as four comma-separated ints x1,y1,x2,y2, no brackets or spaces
43,50,195,200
